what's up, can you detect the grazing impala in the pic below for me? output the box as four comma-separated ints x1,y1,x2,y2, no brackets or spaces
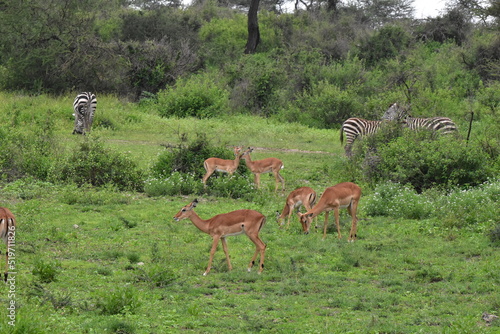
202,146,243,187
173,199,267,276
0,207,16,282
241,147,285,192
298,182,361,241
276,187,317,230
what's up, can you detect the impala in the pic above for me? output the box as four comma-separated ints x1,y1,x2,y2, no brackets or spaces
298,182,361,241
241,147,285,192
276,187,317,230
202,146,243,187
0,207,16,282
173,199,267,276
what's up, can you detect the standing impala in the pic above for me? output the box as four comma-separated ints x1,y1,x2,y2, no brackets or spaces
202,146,243,187
173,199,267,276
276,187,317,230
0,207,16,281
298,182,361,241
241,147,285,192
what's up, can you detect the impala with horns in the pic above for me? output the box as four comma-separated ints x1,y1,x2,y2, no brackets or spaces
202,146,243,187
0,207,16,281
173,199,267,276
276,187,317,230
298,182,361,241
241,147,285,192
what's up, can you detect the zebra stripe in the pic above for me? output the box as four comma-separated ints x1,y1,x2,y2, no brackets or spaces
340,118,387,155
73,92,97,135
403,116,457,134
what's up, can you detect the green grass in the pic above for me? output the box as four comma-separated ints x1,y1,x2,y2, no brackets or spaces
0,93,498,333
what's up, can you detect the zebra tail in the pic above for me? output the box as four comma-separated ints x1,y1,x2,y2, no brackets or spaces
340,127,344,145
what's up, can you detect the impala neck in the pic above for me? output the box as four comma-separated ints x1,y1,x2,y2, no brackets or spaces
186,211,211,234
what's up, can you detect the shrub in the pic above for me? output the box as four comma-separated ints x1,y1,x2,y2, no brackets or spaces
355,129,493,192
57,137,144,191
156,73,229,119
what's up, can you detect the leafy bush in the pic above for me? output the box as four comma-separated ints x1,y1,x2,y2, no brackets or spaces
151,133,235,178
144,172,203,197
156,72,229,118
57,137,144,191
354,129,493,192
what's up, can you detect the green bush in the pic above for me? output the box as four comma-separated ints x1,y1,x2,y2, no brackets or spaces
57,137,144,191
156,73,229,119
356,129,493,192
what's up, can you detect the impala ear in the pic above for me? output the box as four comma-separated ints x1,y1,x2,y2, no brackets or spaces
191,199,198,207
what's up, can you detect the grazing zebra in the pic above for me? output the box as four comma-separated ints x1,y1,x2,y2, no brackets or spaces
340,103,402,156
72,92,97,135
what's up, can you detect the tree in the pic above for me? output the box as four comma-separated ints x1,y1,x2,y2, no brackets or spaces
245,0,261,54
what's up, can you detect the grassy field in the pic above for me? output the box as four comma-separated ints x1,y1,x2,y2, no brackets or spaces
0,93,499,333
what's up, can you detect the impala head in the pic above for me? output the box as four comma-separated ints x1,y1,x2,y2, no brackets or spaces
173,199,198,221
297,212,314,234
233,146,243,157
275,211,284,226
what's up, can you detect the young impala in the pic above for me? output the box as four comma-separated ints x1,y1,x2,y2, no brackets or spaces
298,182,361,241
276,187,317,230
202,146,243,187
241,147,285,192
173,199,267,276
0,207,16,281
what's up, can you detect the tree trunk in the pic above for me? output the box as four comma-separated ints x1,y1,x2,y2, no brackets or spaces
245,0,260,54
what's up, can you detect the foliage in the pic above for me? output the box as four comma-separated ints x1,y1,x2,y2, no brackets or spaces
156,73,229,118
32,258,60,283
352,128,493,192
96,286,141,315
57,137,144,191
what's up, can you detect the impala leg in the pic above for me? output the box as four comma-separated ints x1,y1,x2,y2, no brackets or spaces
334,207,342,240
221,237,233,271
347,201,359,242
247,235,266,274
202,170,213,187
322,211,330,240
274,172,285,192
4,249,7,282
254,174,261,189
204,237,220,276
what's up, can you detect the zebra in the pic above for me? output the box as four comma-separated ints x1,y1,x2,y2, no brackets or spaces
72,92,97,135
402,116,457,134
340,103,402,156
386,104,458,134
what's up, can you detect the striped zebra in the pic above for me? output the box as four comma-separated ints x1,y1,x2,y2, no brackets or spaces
72,92,97,135
340,118,387,156
340,103,402,156
402,116,457,134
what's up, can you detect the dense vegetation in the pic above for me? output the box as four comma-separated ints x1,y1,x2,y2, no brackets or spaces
0,0,499,332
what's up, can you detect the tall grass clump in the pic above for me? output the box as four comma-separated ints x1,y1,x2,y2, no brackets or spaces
96,286,141,315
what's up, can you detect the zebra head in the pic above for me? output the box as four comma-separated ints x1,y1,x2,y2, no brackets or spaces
381,103,408,122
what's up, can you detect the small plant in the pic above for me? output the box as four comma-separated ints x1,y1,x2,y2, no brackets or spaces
127,252,141,264
96,286,141,315
32,258,60,283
